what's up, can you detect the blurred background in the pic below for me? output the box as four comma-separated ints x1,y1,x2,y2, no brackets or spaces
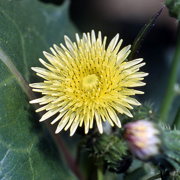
42,0,179,123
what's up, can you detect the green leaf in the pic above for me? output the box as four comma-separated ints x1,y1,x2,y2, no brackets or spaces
166,0,180,20
129,8,163,59
124,167,147,180
0,0,77,179
163,129,180,171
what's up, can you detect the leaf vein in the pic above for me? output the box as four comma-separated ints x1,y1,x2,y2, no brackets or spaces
27,144,35,180
0,137,31,153
0,149,10,164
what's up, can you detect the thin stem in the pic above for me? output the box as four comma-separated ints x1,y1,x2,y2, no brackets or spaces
0,48,32,99
159,22,180,123
97,165,104,180
129,7,163,59
172,107,180,129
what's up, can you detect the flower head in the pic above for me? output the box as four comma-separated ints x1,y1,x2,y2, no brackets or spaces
124,120,161,160
30,30,148,136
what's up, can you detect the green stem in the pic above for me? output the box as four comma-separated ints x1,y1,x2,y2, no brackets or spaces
129,7,163,59
97,165,103,180
159,22,180,123
172,107,180,129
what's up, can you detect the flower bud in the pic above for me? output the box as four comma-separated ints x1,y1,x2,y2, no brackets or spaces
124,120,161,160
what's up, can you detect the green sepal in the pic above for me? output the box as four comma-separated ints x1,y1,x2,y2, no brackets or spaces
81,133,130,173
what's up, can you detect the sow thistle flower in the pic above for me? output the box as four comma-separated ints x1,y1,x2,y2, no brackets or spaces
30,30,148,136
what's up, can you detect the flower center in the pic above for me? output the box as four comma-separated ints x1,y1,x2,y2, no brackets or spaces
82,74,99,90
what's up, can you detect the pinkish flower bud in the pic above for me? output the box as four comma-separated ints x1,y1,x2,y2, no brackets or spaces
124,120,161,160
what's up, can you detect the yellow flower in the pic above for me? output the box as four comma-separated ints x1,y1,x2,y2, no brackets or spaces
30,30,148,136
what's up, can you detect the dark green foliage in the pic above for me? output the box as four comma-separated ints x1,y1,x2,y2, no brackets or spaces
163,129,180,171
124,167,147,180
147,129,180,179
166,0,180,20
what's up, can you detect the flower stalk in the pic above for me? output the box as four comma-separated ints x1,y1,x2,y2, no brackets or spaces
97,164,104,180
172,107,180,128
159,22,180,123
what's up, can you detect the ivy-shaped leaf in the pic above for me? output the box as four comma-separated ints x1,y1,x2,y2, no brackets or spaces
0,0,77,179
